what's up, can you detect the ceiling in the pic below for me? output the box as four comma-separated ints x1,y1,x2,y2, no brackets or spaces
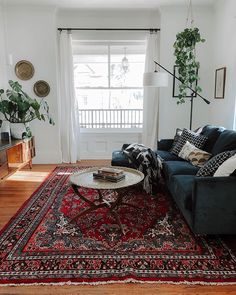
1,0,214,9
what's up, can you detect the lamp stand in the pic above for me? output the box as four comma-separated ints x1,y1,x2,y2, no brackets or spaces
189,93,194,130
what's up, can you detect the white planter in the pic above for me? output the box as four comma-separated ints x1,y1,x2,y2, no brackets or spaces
10,123,28,139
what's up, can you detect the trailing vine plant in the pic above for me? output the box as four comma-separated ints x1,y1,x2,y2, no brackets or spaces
173,27,205,104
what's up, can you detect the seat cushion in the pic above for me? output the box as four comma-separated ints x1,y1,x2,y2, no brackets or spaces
156,150,184,161
200,125,225,153
170,175,195,211
212,129,236,155
163,161,199,182
111,150,136,168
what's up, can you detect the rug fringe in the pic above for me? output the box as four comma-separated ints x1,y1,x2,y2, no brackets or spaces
1,279,236,287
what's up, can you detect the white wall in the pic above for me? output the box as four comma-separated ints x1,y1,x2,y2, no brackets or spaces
210,0,236,129
159,6,214,138
0,5,7,87
57,9,160,29
1,5,216,162
3,5,61,163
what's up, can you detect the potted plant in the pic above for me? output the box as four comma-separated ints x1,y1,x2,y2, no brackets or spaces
0,80,55,139
173,27,205,104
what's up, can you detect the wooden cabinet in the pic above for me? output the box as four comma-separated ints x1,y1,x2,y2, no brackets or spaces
0,150,8,179
0,137,35,179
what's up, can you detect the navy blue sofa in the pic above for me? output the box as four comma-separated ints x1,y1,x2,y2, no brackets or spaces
111,125,236,235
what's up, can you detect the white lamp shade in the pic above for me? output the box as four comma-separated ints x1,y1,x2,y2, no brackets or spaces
143,72,169,87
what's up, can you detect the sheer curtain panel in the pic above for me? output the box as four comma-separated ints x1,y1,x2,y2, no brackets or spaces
142,33,160,149
59,31,80,163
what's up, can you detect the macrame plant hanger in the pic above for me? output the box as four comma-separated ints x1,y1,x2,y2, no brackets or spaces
185,0,194,28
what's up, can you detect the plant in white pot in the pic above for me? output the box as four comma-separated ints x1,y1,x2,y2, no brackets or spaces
0,80,55,139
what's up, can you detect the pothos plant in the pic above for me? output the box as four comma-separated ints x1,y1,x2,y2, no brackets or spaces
173,27,205,104
0,80,54,137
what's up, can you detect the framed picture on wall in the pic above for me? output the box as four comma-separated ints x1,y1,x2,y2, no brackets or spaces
214,67,226,99
172,65,198,98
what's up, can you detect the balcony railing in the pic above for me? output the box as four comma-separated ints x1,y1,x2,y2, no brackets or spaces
79,109,143,129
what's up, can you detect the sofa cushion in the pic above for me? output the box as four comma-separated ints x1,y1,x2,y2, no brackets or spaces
156,150,184,161
212,129,236,155
163,161,199,181
171,128,207,156
196,150,236,177
200,125,225,153
170,175,195,211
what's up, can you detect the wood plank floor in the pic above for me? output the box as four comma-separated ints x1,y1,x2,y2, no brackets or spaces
0,161,235,295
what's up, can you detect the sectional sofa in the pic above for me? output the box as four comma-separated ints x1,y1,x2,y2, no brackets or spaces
111,125,236,235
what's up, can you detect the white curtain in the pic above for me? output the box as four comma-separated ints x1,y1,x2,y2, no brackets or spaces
58,31,80,163
142,33,160,150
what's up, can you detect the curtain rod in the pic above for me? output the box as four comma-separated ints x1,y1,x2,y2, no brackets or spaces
57,28,160,32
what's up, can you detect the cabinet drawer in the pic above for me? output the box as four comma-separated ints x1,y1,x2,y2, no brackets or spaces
0,163,8,179
7,145,23,163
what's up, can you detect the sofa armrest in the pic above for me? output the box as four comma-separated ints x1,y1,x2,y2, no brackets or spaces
157,139,174,151
192,176,236,234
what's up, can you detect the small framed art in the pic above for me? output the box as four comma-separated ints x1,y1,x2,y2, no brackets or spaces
214,67,226,99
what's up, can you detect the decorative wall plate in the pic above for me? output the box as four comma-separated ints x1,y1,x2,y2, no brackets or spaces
33,80,50,97
15,60,34,80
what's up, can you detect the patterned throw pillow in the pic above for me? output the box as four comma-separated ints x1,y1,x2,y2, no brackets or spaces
178,141,211,167
196,150,236,177
170,128,183,152
188,149,212,167
171,128,207,156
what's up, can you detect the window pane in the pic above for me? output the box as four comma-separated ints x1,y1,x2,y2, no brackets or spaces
110,44,145,87
73,45,108,88
76,89,143,128
76,89,143,109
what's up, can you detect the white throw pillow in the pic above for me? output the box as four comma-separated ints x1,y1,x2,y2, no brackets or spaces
178,141,196,160
213,154,236,177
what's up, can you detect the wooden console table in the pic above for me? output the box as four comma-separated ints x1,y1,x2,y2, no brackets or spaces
0,137,35,179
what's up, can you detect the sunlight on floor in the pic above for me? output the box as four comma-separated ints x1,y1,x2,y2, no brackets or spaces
7,171,50,182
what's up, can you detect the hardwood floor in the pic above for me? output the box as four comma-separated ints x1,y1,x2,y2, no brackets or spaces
0,161,235,295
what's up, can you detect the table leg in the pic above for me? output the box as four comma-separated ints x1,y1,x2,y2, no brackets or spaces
69,203,106,224
111,210,125,235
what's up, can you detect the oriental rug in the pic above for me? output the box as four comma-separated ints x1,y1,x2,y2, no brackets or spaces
0,166,235,286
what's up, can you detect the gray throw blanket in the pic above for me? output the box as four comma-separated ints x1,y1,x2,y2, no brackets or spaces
123,143,163,194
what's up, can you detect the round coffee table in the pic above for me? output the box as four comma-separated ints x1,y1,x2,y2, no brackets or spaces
69,167,144,234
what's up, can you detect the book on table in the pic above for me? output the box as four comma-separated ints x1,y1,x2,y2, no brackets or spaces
97,167,124,177
93,172,125,182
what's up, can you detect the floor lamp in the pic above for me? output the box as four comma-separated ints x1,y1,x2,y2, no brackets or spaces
143,61,210,130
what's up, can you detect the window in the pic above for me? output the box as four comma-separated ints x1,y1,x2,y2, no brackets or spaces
73,42,145,129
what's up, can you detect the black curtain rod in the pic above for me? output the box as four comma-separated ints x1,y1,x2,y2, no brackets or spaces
58,28,160,32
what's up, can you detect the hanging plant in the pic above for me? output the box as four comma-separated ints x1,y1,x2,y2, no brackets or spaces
173,27,205,104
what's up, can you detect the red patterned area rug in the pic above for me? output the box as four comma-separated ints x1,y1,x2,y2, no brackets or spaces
0,166,236,286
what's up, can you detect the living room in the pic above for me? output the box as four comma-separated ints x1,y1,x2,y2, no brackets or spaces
0,0,235,293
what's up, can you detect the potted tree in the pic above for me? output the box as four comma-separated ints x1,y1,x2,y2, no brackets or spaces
173,27,205,104
0,80,54,139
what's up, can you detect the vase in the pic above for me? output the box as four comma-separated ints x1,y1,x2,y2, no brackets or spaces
10,123,30,139
0,121,11,141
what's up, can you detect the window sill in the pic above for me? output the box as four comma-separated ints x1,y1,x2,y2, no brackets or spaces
80,128,142,134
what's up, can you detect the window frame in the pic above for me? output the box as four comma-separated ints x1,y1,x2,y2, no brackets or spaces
73,40,145,132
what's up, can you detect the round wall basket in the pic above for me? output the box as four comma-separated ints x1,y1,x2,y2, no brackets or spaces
33,80,50,97
15,60,35,80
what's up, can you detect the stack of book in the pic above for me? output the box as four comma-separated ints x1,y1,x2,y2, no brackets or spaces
93,167,125,182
